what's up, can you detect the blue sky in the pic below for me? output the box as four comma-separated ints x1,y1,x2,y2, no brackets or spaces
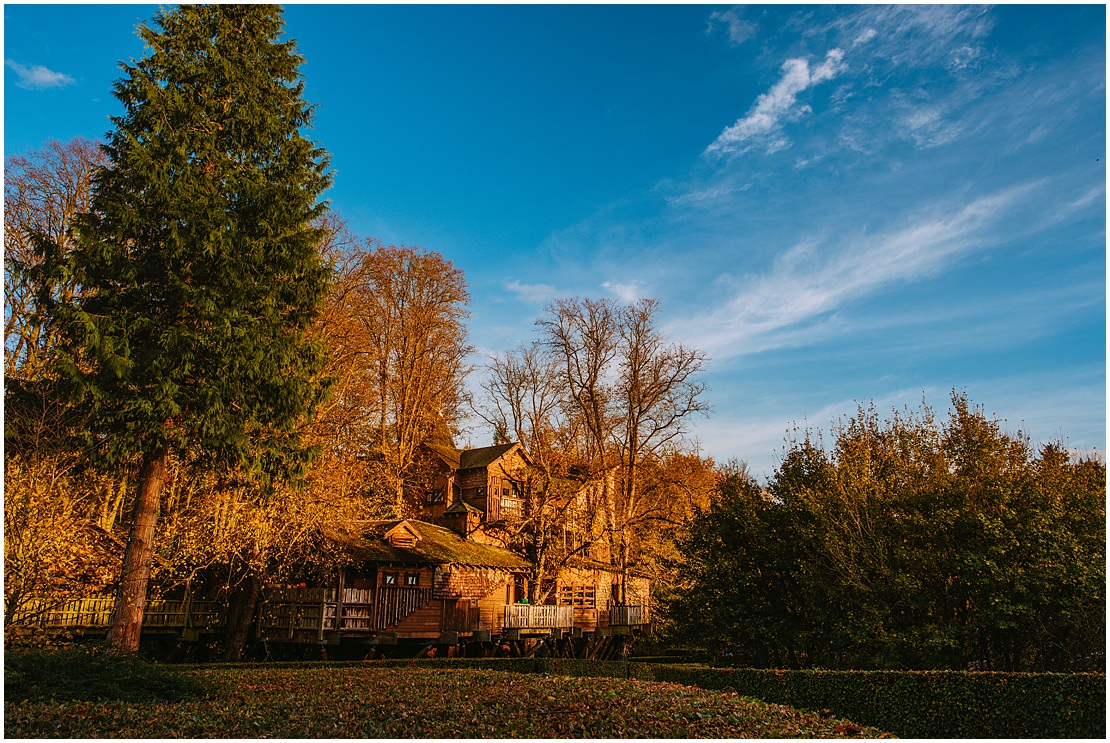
5,4,1105,479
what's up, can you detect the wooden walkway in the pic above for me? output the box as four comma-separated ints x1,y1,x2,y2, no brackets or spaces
12,591,647,643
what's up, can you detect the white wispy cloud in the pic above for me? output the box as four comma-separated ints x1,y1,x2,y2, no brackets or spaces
707,7,757,46
668,184,1036,359
852,28,877,47
706,48,846,157
664,183,749,207
602,280,644,303
6,60,74,90
897,104,963,149
503,279,558,304
701,5,1002,168
826,5,993,70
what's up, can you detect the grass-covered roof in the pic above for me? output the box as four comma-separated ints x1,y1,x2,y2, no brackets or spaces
330,519,529,570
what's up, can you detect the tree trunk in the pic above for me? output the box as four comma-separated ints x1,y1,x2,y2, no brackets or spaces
223,571,262,661
106,443,168,653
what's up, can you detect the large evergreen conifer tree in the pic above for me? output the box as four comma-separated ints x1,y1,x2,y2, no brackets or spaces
58,4,332,652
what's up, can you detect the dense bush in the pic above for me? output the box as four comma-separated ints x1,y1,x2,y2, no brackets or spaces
671,394,1105,672
4,646,207,703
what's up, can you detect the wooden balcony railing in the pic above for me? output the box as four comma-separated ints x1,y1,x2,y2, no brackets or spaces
10,596,225,631
609,604,647,626
339,587,374,631
13,596,114,629
503,604,574,629
257,587,337,637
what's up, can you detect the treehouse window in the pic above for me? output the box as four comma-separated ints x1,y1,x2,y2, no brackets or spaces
405,573,419,586
383,572,398,586
426,488,446,505
557,584,596,609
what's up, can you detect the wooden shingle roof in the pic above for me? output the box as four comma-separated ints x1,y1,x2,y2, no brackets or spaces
459,442,524,471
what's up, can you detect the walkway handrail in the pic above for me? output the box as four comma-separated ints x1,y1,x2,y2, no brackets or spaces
503,603,574,629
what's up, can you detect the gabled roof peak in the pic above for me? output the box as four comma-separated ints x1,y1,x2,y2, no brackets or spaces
384,520,422,547
460,442,526,470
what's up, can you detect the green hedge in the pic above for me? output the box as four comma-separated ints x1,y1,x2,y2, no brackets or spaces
382,658,1104,738
633,662,1104,739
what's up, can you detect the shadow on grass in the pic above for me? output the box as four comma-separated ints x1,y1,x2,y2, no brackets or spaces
4,645,208,703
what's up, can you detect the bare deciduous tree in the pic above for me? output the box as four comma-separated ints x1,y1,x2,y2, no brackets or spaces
610,299,708,596
477,342,594,601
526,296,710,600
4,137,104,378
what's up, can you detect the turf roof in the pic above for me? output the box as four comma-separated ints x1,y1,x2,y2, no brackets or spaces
332,519,529,570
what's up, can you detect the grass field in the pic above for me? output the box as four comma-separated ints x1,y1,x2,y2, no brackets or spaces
4,653,890,738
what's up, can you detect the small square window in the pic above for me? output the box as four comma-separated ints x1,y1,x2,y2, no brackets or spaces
383,572,398,585
405,573,419,586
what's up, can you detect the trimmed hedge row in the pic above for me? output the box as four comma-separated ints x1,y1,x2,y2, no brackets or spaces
371,658,1104,738
635,665,1106,739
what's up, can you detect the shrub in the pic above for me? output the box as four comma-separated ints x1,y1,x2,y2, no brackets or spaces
4,645,208,703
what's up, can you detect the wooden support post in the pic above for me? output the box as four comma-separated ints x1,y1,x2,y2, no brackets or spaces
336,569,345,633
183,590,193,635
588,635,611,661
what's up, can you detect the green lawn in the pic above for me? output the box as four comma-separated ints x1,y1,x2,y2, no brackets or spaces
5,659,890,738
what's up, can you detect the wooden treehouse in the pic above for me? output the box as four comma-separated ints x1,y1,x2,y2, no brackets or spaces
11,442,651,659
